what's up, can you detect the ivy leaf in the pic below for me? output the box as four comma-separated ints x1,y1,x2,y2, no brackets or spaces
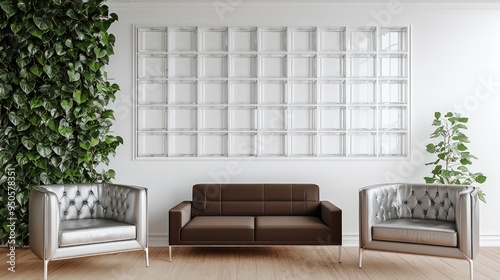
13,92,27,106
55,43,65,56
47,119,57,131
40,172,51,184
0,2,16,17
16,153,29,166
17,1,28,12
93,47,107,58
27,25,45,39
29,97,43,109
60,100,73,112
66,9,79,20
8,112,22,126
33,16,50,31
90,138,99,147
65,39,73,48
30,64,43,77
434,112,441,119
73,90,85,104
21,136,36,150
67,70,80,82
36,143,53,158
58,119,74,138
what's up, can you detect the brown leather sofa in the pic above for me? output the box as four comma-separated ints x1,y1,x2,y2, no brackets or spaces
169,183,342,261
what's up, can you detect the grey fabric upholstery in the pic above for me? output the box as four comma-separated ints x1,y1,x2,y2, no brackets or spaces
359,183,479,280
29,183,149,280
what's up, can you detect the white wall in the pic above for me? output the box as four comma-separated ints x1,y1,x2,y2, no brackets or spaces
106,3,500,246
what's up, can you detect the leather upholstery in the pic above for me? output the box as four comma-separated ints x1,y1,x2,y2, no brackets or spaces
169,183,342,246
359,183,479,260
59,219,137,247
255,216,331,242
29,183,148,269
372,219,457,247
181,216,255,241
192,184,320,216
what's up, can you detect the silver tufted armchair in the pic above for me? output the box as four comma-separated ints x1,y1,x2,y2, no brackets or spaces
359,183,479,280
29,183,148,280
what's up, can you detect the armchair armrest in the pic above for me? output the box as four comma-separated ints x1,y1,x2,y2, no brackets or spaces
106,184,148,248
320,201,342,245
29,186,61,260
456,187,479,259
169,201,192,245
359,184,394,248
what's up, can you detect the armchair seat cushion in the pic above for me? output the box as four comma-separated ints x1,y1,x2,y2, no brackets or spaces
181,216,255,241
372,219,457,247
59,219,136,247
255,216,331,242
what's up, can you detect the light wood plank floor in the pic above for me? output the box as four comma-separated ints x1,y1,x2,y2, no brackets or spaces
1,247,499,279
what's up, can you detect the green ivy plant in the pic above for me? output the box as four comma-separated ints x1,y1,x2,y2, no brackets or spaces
424,112,486,203
0,0,122,246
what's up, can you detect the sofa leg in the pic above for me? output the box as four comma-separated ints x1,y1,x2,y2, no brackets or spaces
168,246,172,262
44,260,48,280
338,246,342,263
468,258,473,280
145,247,149,267
358,248,363,268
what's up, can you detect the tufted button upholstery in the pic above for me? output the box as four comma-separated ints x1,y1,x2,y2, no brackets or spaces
369,183,461,223
41,183,134,222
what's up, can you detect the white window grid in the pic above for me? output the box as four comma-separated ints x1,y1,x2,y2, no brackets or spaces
134,26,410,158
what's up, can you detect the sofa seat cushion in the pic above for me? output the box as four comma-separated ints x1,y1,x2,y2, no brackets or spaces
181,216,255,242
255,216,331,242
372,219,457,247
59,219,136,247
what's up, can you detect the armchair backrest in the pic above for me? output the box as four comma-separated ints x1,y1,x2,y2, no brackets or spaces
40,183,136,223
192,183,320,217
368,183,468,223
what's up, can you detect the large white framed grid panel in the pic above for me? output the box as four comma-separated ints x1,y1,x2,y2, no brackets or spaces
134,26,410,159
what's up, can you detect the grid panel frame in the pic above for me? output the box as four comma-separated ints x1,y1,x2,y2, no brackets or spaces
134,25,410,159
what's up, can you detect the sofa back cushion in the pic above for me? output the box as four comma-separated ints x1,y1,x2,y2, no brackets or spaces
192,184,320,217
372,183,468,223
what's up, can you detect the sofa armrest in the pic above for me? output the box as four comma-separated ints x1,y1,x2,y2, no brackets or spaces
106,184,148,248
320,201,342,245
456,187,479,259
29,186,61,260
169,201,192,245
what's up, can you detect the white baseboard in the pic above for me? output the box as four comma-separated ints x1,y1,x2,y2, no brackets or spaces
148,233,500,247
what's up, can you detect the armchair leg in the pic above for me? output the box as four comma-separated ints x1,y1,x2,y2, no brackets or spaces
468,258,473,280
145,247,149,267
168,246,172,262
44,260,48,280
358,248,363,268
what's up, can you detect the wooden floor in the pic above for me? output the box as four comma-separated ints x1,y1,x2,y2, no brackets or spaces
1,247,499,279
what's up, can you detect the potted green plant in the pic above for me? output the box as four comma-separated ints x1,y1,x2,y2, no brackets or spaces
0,0,122,246
424,112,486,203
